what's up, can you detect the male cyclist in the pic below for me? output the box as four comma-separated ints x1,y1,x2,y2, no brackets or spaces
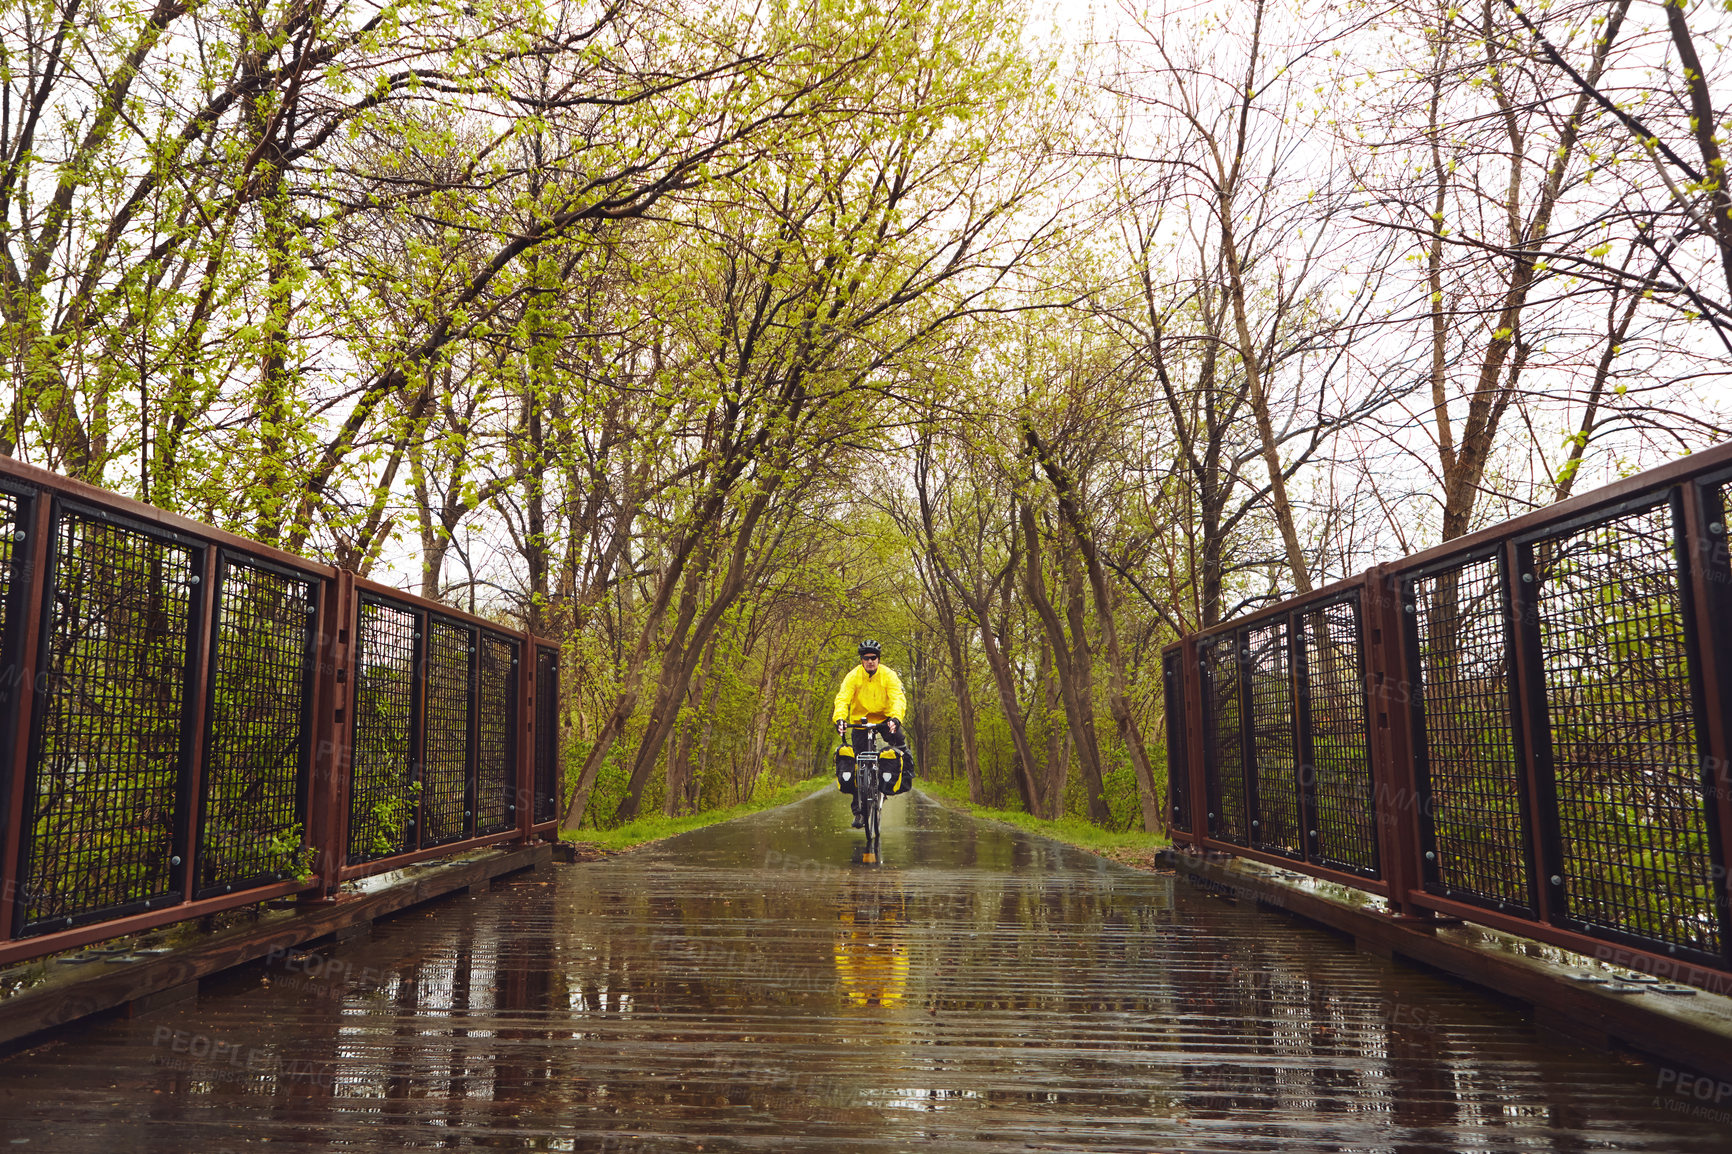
833,640,908,829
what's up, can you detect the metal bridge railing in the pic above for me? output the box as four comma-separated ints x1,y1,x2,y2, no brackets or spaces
1166,440,1732,986
0,457,562,966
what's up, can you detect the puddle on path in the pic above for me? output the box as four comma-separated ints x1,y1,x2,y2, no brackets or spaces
0,789,1727,1152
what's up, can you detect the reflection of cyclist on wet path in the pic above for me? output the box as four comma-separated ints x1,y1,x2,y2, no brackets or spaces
832,876,909,1008
832,639,908,829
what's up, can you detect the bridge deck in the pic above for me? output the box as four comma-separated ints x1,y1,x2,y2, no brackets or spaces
1,790,1727,1151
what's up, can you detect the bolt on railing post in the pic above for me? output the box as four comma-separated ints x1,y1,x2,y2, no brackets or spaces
0,493,51,941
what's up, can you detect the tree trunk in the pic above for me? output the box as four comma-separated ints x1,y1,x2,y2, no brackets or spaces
1218,213,1311,593
1026,425,1165,833
911,444,1030,808
611,487,776,822
410,441,446,601
932,572,985,804
743,653,779,802
1058,549,1102,821
1040,633,1072,820
910,630,933,778
667,637,720,814
1019,500,1111,824
560,497,725,830
1556,248,1658,500
971,608,1043,814
1438,1,1627,539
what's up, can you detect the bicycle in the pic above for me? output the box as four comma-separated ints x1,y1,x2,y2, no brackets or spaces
837,720,909,862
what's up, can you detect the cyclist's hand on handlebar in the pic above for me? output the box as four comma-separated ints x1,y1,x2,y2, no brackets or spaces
886,718,899,735
836,719,846,736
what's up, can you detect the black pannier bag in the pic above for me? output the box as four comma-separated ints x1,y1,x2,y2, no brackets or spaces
879,745,915,795
835,742,857,794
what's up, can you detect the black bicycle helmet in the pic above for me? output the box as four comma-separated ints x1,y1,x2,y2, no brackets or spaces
857,639,881,657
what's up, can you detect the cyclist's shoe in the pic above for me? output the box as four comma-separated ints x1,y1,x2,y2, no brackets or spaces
851,813,865,829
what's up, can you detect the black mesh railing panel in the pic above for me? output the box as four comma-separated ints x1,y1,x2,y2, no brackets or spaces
1162,650,1191,833
1201,636,1247,845
534,647,559,824
1407,555,1531,911
477,635,517,834
198,560,317,893
1247,620,1301,857
1530,501,1721,956
1300,598,1379,875
348,601,418,863
19,511,196,931
421,620,472,848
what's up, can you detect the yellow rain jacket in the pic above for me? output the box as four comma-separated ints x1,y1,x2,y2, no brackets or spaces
832,663,907,724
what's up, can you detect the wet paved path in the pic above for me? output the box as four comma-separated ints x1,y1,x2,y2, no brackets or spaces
2,789,1731,1151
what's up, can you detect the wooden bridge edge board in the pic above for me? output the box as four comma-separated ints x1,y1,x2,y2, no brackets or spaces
1160,847,1732,1087
0,843,553,1054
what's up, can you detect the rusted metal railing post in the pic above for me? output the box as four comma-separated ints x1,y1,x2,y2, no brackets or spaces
1679,477,1732,969
518,636,534,843
1365,568,1424,916
1505,538,1558,928
463,630,481,844
409,609,427,854
308,569,357,899
1235,627,1261,851
1182,635,1208,851
175,544,219,906
1160,649,1187,841
534,645,563,831
1291,617,1319,865
0,492,50,939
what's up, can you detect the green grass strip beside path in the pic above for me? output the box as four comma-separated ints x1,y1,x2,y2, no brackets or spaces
561,774,833,851
915,776,1170,868
562,772,1170,868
